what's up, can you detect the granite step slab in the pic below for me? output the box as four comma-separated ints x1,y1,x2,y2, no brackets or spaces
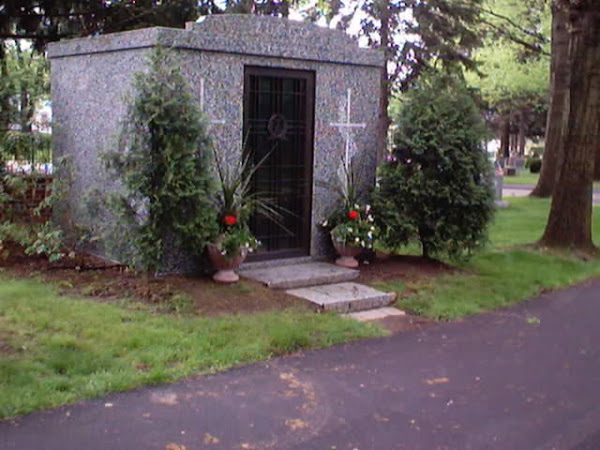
239,262,359,289
240,256,315,271
286,282,396,313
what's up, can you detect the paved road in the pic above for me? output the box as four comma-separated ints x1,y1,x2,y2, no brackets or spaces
2,280,600,449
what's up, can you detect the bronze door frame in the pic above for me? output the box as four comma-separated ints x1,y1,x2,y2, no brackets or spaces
243,66,315,260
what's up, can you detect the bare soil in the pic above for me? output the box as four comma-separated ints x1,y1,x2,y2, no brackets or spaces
1,245,449,331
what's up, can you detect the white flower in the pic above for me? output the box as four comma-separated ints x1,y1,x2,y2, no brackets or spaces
370,226,376,232
367,215,374,222
354,203,360,209
322,220,328,227
367,231,373,239
361,240,365,247
347,227,353,232
355,237,360,243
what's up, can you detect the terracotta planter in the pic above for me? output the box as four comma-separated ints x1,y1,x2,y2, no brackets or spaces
331,239,362,269
207,243,248,283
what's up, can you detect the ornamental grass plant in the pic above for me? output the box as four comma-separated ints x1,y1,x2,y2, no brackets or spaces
211,148,284,259
320,156,379,249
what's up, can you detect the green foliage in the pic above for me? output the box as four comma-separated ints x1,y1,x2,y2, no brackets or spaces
319,158,380,249
103,46,217,273
397,248,600,320
327,205,379,249
0,131,52,166
373,73,495,260
529,157,542,173
212,149,283,231
0,168,71,262
377,197,600,320
0,43,49,133
529,145,544,156
213,226,259,259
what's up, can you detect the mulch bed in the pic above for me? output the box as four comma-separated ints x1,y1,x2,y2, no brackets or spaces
1,244,449,332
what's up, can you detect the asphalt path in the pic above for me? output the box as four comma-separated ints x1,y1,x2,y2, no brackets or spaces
2,279,600,449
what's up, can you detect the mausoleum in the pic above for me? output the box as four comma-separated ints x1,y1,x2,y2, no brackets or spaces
48,15,384,269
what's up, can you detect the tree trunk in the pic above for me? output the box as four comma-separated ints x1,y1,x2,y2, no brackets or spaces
595,144,600,180
377,0,391,165
518,109,527,155
530,6,569,197
540,3,600,251
0,42,10,133
509,111,518,155
499,114,510,160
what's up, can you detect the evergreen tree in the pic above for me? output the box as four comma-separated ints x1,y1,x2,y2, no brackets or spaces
374,72,494,260
104,46,217,273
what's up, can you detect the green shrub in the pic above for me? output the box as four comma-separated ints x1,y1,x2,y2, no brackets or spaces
529,157,542,173
529,145,544,156
103,47,217,273
373,72,494,261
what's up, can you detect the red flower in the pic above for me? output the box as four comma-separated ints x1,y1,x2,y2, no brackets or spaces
347,210,360,221
222,214,237,226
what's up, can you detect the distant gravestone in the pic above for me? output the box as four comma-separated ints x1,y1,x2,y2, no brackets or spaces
494,160,509,208
48,15,384,271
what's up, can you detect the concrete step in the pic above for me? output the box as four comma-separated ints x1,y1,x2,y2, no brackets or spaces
239,262,359,289
240,256,314,271
286,282,396,313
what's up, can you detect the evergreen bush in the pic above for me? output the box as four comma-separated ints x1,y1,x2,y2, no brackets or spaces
529,157,542,173
373,73,494,260
103,46,217,273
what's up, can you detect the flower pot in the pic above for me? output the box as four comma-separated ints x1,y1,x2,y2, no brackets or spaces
331,239,362,269
207,243,248,283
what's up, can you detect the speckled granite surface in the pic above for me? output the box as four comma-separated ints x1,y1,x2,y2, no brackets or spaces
49,15,383,272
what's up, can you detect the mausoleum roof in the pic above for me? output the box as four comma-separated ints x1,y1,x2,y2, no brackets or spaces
48,15,384,68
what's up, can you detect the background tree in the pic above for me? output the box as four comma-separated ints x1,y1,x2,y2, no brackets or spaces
466,42,549,158
467,0,550,160
530,4,569,197
0,42,48,131
539,0,600,252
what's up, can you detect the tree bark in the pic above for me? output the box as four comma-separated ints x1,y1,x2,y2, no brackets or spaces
0,42,11,133
530,6,570,197
499,114,510,160
377,0,391,165
518,108,527,155
595,143,600,180
540,2,600,251
509,111,518,155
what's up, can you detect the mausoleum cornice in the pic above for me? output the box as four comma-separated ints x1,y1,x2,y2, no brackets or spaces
48,15,384,68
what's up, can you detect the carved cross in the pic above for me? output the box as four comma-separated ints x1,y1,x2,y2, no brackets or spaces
200,78,226,128
329,88,366,168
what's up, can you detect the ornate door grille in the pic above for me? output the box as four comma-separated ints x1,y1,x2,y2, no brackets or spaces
243,67,315,259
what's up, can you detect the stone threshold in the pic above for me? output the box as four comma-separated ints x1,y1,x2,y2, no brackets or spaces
239,261,359,289
240,256,317,271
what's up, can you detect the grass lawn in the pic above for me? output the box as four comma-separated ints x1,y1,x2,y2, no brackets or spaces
381,197,600,320
502,171,540,185
0,279,382,418
503,171,600,189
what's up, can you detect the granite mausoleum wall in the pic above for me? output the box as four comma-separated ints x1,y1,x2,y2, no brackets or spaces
48,15,384,272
